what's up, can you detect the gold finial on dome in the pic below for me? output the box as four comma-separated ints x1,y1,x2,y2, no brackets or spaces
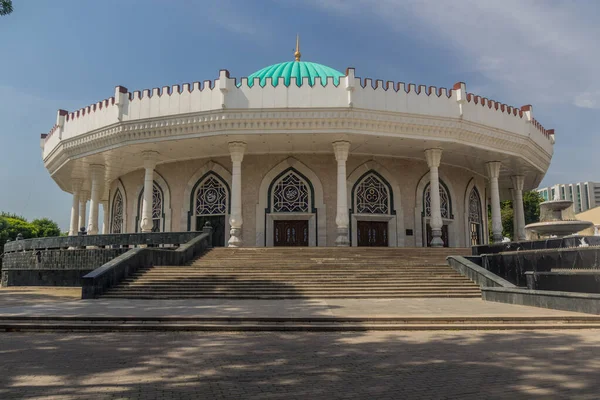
294,34,301,61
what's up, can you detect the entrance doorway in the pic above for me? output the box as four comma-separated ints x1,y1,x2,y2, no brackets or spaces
196,215,226,247
274,220,309,246
357,221,388,247
425,223,449,247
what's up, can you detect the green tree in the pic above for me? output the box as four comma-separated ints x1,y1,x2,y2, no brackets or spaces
31,218,61,238
0,0,13,16
490,190,544,241
0,214,63,251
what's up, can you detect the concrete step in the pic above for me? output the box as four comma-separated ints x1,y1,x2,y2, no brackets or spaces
102,294,483,299
101,247,479,300
109,288,482,294
2,315,599,331
118,282,477,288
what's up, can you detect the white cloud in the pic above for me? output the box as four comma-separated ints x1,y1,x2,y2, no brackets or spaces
574,92,600,109
302,0,600,109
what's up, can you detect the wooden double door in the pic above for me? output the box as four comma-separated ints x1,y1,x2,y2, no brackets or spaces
357,221,388,247
274,220,309,247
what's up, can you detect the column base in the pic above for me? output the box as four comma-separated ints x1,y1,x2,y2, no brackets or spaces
228,228,243,248
335,227,350,247
430,229,444,247
492,233,504,244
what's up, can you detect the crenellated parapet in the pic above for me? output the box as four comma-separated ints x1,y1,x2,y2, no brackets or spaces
42,68,555,160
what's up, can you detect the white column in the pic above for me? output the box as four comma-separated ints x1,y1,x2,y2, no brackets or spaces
333,141,351,246
78,191,89,234
425,148,444,247
87,165,105,235
486,161,503,243
511,175,526,241
228,142,246,247
140,151,159,233
69,179,82,236
101,200,109,234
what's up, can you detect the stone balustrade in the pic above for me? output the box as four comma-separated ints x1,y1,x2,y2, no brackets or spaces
3,231,202,253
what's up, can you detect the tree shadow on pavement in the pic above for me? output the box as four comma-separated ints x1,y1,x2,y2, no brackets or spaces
0,328,599,399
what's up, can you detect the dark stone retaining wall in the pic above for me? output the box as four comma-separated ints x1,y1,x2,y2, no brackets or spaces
526,271,600,294
472,236,600,255
482,287,600,315
1,230,212,288
3,232,200,253
480,247,600,287
1,249,129,287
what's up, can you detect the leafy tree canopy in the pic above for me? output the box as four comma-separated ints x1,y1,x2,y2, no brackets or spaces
489,190,544,240
0,0,13,16
0,213,63,251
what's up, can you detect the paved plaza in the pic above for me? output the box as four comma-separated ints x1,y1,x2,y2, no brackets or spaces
0,287,592,319
1,330,599,399
0,289,599,398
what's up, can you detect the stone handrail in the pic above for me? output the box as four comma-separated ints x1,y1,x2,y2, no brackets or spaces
447,256,515,289
3,231,202,253
81,228,212,299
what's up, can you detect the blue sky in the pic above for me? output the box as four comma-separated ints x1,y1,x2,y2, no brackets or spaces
1,0,599,230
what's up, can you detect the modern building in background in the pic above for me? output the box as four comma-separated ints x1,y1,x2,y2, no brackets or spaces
537,182,600,213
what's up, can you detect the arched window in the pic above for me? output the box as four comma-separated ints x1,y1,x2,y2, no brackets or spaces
272,171,310,213
468,187,483,245
355,173,390,214
111,189,124,234
424,183,451,219
137,182,164,232
195,175,227,215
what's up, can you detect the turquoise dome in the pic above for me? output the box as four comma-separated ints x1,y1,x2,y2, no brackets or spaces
246,61,344,88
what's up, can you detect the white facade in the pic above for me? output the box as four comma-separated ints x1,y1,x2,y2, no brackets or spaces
538,182,600,213
40,64,555,247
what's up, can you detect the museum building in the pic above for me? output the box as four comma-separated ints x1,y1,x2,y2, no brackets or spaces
40,43,555,248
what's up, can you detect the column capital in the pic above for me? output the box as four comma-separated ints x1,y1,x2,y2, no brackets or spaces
71,178,83,193
511,175,525,191
79,190,90,201
88,164,105,186
141,151,160,169
424,148,443,168
228,141,247,163
88,164,105,173
486,161,502,179
332,141,351,162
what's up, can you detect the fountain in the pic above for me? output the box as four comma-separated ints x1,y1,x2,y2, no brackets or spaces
525,192,594,237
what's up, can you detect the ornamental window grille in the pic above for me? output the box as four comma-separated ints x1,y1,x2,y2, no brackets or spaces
152,184,162,220
468,188,482,246
272,172,310,213
355,174,390,214
468,188,482,224
195,176,227,215
111,190,124,234
424,183,451,219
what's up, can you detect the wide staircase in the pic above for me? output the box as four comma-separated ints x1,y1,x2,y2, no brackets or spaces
103,247,481,299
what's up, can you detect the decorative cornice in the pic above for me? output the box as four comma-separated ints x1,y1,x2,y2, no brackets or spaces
43,108,551,176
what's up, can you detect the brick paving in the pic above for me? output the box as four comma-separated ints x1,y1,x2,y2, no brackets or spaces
1,330,600,399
